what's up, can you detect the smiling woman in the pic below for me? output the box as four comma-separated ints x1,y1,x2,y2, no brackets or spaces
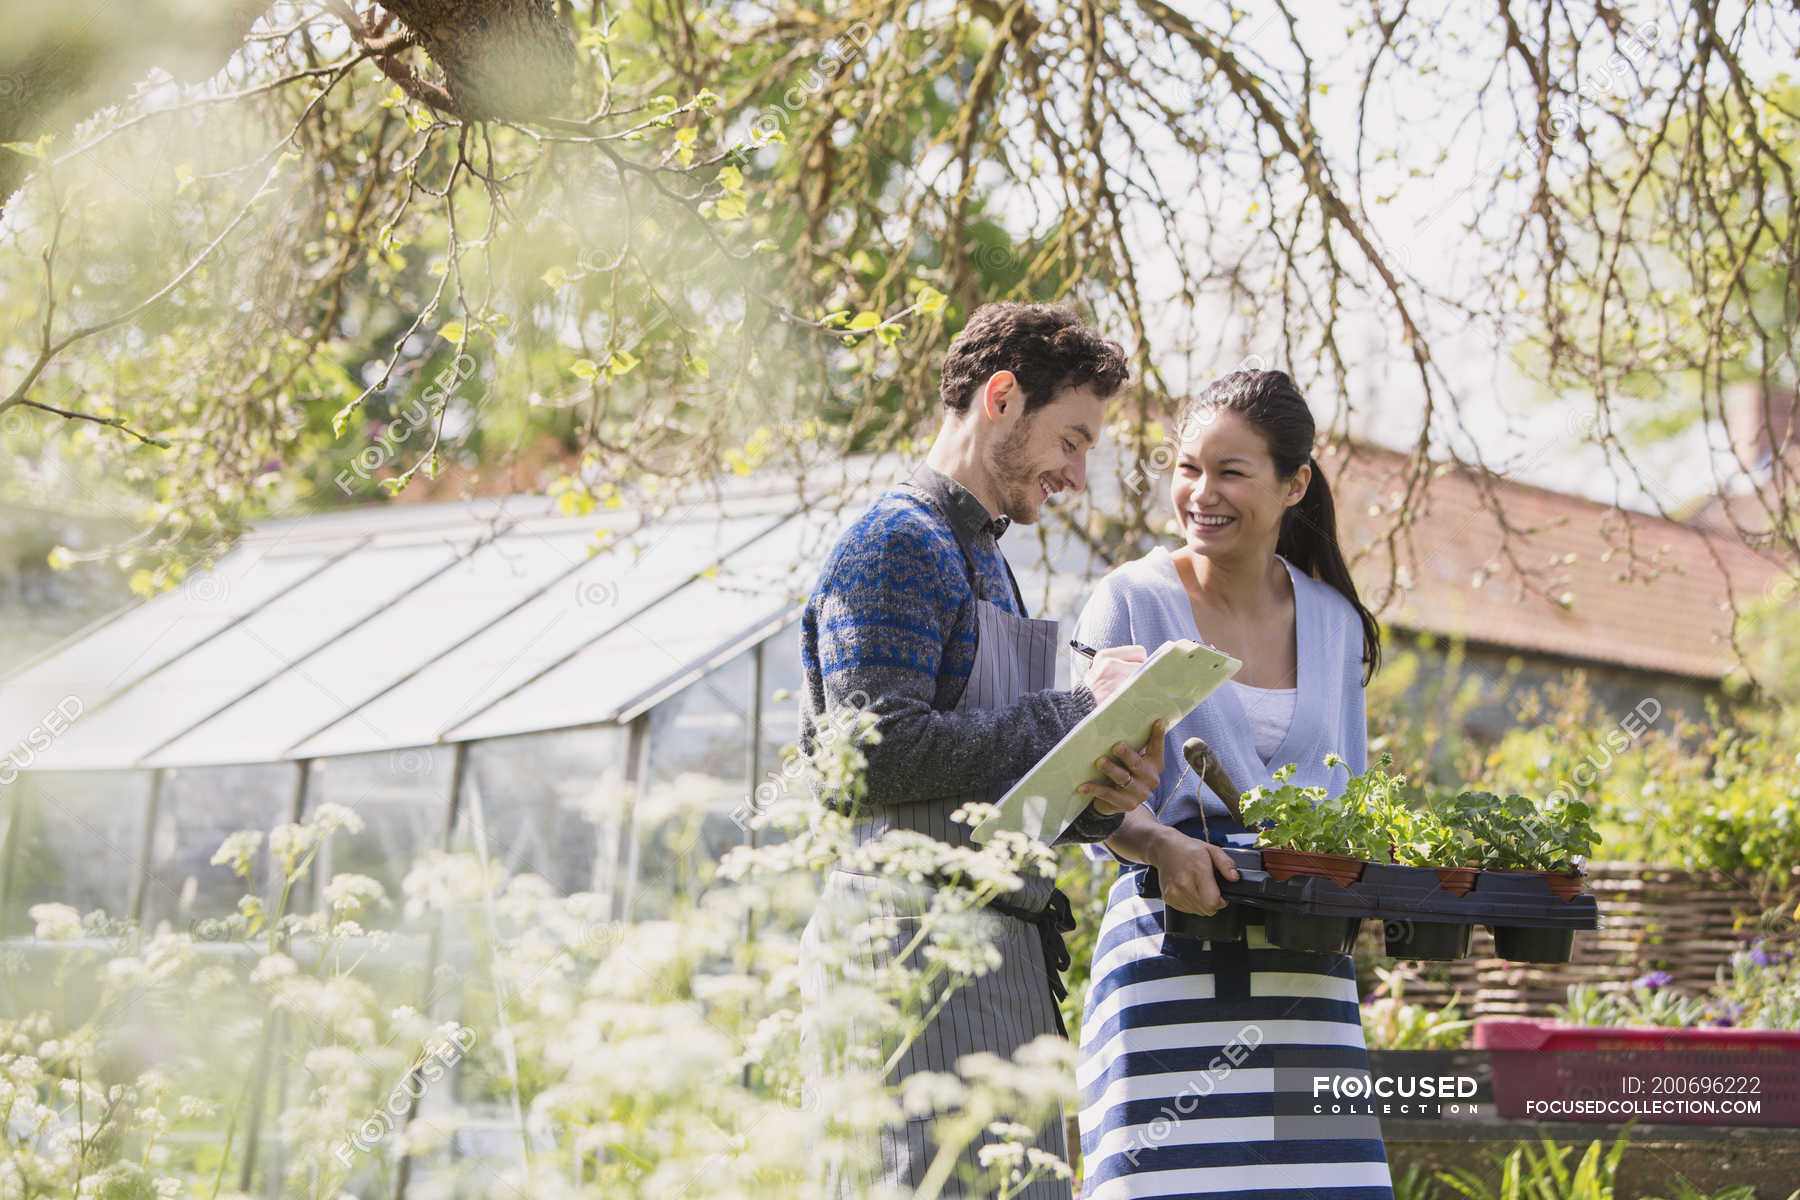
1071,369,1392,1200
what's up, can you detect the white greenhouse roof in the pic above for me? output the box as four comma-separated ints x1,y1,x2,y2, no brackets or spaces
1,455,1126,773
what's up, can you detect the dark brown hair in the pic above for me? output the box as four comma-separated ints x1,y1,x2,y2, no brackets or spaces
939,302,1130,415
1177,369,1382,684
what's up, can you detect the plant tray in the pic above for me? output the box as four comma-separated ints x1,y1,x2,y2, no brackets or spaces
1383,919,1472,960
1145,847,1597,963
1262,910,1362,954
1475,1018,1800,1127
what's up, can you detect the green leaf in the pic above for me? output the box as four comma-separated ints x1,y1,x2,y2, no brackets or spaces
916,286,948,314
3,134,54,159
847,311,881,332
606,349,641,377
438,321,465,344
571,358,599,380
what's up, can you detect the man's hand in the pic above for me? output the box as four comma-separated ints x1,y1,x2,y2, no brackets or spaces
1145,830,1241,915
1076,717,1166,816
1083,644,1146,705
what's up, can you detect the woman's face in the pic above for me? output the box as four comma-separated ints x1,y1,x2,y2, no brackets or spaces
1169,407,1309,558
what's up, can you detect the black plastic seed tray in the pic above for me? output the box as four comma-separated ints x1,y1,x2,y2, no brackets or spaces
1140,847,1599,962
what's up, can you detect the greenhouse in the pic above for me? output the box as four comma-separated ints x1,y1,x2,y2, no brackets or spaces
0,454,1123,937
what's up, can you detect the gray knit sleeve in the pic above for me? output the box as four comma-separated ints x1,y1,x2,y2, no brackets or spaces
811,513,1096,810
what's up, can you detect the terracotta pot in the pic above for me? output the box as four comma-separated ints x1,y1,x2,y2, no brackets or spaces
1433,866,1481,897
1260,848,1365,887
1490,868,1585,900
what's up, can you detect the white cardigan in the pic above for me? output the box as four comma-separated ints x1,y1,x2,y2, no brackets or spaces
1071,546,1369,843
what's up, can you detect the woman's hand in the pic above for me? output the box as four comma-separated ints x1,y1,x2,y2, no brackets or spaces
1145,829,1241,915
1076,718,1166,815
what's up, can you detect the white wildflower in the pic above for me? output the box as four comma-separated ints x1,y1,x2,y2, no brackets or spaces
28,903,82,941
267,822,320,873
401,851,488,919
1024,1146,1074,1177
309,802,366,837
249,953,298,986
322,873,387,917
210,831,263,879
899,1070,967,1118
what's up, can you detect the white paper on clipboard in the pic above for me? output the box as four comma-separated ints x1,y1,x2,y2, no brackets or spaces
970,638,1241,846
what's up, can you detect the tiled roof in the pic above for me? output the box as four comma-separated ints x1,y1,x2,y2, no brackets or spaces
1324,442,1788,680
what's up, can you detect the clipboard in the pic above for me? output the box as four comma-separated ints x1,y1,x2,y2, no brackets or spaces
970,638,1241,845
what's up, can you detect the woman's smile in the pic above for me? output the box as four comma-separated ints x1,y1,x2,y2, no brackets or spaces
1187,510,1236,532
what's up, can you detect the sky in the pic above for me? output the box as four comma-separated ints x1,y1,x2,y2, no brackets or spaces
1112,0,1793,518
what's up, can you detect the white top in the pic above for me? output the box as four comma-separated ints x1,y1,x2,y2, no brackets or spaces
1226,678,1297,764
1072,546,1368,840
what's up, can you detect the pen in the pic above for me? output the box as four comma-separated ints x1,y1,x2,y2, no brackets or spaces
1068,639,1100,660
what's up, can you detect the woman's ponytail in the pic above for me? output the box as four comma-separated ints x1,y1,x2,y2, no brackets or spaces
1278,455,1380,684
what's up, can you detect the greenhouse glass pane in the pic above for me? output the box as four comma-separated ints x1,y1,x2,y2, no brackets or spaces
138,762,301,932
3,771,152,931
0,552,328,770
751,626,808,846
31,542,460,771
449,573,797,744
648,649,752,789
626,651,754,922
456,725,630,899
146,529,604,767
291,513,790,759
307,748,456,931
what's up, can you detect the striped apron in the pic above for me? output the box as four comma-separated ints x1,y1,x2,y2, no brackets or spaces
1077,817,1393,1200
800,479,1074,1200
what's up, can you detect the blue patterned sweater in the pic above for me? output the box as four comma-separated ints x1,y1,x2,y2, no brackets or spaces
800,463,1118,841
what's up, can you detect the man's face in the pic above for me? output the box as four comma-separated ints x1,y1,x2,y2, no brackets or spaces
987,383,1107,525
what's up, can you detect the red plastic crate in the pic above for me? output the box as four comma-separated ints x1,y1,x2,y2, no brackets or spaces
1475,1019,1800,1127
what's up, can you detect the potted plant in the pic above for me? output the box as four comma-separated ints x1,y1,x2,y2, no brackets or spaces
1238,757,1400,953
1239,760,1390,885
1360,787,1482,959
1387,790,1482,895
1440,789,1596,960
1453,789,1597,897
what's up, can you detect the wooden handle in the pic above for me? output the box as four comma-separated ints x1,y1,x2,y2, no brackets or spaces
1182,737,1244,825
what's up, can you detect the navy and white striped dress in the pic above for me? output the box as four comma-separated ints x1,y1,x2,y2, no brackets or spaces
1071,548,1393,1199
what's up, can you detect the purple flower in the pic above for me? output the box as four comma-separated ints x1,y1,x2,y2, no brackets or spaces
1634,970,1674,990
1707,1001,1744,1027
1747,939,1791,967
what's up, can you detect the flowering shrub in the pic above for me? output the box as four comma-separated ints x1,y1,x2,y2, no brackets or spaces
1550,936,1800,1030
0,733,1082,1197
